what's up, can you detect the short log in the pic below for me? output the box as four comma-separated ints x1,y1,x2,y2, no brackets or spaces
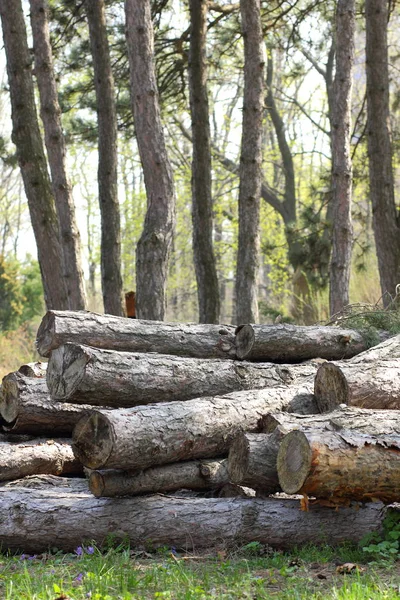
235,323,368,362
0,484,387,553
18,361,47,378
314,360,400,410
0,372,98,435
72,386,316,471
0,438,82,482
89,458,229,497
277,429,400,503
47,343,316,407
36,310,236,359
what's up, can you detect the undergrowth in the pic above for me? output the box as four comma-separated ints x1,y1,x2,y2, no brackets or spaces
0,318,41,379
326,303,400,347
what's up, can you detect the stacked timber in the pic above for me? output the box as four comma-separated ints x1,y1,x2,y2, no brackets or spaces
0,309,398,553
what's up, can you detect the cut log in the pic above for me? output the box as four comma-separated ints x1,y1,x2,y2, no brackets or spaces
89,458,229,497
1,474,87,490
227,429,286,493
348,333,400,363
0,484,388,553
235,323,369,362
0,438,82,482
314,360,400,410
72,385,316,471
36,309,236,359
217,484,256,497
47,343,317,407
260,406,400,436
18,361,47,378
277,429,400,503
0,372,99,435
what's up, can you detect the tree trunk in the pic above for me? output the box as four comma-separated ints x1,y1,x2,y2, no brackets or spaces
314,360,400,410
235,323,368,362
0,438,82,482
125,0,176,320
228,428,286,494
72,385,316,471
189,0,220,324
365,0,400,305
29,0,87,311
36,310,236,359
235,0,264,324
0,372,97,435
277,428,400,503
89,458,228,497
86,0,124,316
0,485,387,553
0,0,68,309
329,0,355,316
47,343,317,407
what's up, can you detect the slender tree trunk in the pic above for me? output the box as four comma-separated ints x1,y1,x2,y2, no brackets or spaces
125,0,176,320
0,0,68,309
86,0,124,316
29,0,86,311
365,0,400,305
235,0,264,324
329,0,355,316
188,0,220,323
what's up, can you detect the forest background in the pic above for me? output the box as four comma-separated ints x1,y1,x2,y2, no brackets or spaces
0,0,399,374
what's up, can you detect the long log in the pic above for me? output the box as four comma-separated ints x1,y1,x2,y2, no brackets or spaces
72,386,316,471
36,310,236,359
277,429,400,503
0,372,99,435
47,343,317,407
0,484,388,553
235,323,369,362
89,458,229,497
314,360,400,411
0,438,82,482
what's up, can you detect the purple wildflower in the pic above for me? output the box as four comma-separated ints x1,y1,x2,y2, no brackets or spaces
74,572,84,583
86,546,95,555
75,546,84,557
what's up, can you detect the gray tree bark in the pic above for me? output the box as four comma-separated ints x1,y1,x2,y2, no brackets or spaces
89,458,228,497
29,0,87,311
235,0,264,324
0,0,68,309
86,0,124,316
329,0,355,316
349,333,400,363
235,323,369,361
365,0,400,305
0,485,387,553
277,428,400,503
189,0,220,324
72,385,316,471
125,0,176,320
47,343,317,407
36,310,236,359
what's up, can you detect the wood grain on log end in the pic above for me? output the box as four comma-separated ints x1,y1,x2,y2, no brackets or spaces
235,324,255,360
73,413,113,469
1,374,20,423
277,430,312,494
314,362,349,412
47,344,91,400
36,311,56,357
228,433,250,484
89,470,106,497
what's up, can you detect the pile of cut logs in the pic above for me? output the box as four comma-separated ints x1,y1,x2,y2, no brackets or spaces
0,309,399,554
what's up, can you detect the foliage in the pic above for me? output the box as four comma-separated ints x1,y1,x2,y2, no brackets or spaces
326,304,400,347
0,319,41,379
362,511,400,562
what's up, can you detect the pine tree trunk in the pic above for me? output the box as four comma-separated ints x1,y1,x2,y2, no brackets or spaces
125,0,176,320
188,0,220,324
0,0,68,309
235,0,264,324
329,0,355,316
86,0,124,316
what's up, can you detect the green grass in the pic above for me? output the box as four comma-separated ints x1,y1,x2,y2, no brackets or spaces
0,545,399,599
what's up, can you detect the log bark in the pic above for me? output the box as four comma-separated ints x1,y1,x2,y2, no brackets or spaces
349,333,400,363
18,362,47,378
72,385,316,471
0,485,387,553
228,428,286,493
277,429,400,503
47,343,317,407
314,360,400,410
89,458,228,497
235,323,369,362
0,438,82,482
0,372,98,435
36,310,236,359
